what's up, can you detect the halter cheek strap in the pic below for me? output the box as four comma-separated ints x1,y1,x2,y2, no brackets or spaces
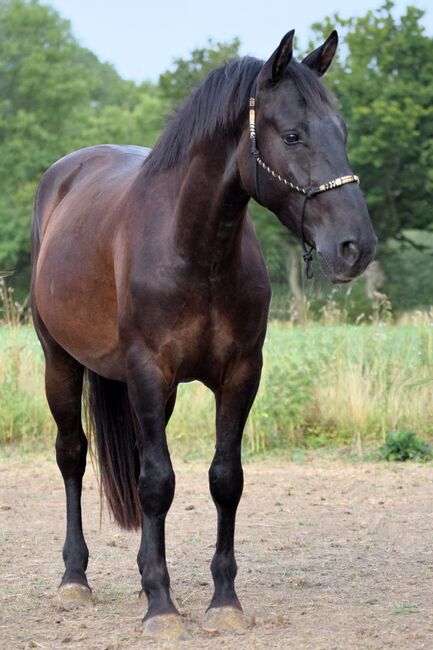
249,96,360,279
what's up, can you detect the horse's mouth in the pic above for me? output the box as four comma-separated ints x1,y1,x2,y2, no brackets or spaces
316,250,372,284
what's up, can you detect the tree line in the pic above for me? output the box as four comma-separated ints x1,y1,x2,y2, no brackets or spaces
0,0,432,310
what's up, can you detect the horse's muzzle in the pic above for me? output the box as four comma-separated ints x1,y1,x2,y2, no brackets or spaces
316,235,377,283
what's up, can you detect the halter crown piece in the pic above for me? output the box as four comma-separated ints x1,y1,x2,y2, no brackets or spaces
248,95,360,279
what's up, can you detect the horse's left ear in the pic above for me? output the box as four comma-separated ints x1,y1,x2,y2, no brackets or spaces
302,30,338,76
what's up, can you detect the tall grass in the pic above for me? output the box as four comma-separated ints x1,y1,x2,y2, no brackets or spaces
1,316,432,456
0,325,55,448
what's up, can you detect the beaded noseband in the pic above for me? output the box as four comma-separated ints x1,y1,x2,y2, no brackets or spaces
248,95,360,278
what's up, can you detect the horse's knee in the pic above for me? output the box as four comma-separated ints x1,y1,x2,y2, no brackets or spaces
138,459,175,516
209,457,243,509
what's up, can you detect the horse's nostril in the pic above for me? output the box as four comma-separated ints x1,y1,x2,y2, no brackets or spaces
339,240,360,266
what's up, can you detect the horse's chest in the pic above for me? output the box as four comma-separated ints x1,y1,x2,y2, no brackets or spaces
154,308,231,361
154,302,259,386
133,271,269,384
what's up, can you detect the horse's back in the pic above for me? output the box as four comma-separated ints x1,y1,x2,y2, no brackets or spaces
32,144,151,250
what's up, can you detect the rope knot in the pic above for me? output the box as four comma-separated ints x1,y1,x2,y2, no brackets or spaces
306,186,320,199
302,249,314,280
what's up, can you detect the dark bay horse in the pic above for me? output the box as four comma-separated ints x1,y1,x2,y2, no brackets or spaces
31,30,376,640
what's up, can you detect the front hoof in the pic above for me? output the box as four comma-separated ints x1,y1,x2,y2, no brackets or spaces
142,613,190,641
203,606,248,634
57,583,92,610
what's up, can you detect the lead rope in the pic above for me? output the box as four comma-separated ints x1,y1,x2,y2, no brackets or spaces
249,94,360,279
300,193,314,280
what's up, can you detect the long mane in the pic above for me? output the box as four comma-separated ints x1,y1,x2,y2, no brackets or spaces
143,56,334,176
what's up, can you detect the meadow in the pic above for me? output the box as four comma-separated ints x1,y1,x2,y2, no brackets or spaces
1,313,432,457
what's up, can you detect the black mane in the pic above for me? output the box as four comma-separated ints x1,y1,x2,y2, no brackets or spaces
143,56,334,176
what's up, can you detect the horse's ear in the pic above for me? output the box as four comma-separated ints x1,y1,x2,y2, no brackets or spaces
262,30,295,84
302,30,338,76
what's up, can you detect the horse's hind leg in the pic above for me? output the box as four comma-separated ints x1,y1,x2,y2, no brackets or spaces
204,354,262,633
40,329,91,607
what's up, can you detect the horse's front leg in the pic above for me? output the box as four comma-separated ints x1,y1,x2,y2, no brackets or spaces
204,354,262,632
126,357,188,641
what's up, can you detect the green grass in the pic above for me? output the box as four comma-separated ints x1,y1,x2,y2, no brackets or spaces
1,321,433,456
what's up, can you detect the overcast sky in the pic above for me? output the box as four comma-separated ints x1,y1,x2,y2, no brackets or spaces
48,0,432,82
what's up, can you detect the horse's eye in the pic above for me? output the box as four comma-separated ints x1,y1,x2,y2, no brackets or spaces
283,132,300,145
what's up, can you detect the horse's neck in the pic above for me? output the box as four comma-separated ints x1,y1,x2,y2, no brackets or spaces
173,150,249,270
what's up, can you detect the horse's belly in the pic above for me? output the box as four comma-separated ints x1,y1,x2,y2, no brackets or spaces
35,241,124,379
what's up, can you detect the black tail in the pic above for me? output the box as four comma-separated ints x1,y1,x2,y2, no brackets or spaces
86,371,141,530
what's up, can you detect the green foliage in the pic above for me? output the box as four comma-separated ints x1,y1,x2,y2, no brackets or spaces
378,430,432,461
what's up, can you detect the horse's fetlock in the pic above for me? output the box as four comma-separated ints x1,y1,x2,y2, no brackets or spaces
63,540,89,565
211,552,237,582
142,566,170,594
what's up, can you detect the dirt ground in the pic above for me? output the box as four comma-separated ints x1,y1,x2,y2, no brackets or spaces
1,454,433,649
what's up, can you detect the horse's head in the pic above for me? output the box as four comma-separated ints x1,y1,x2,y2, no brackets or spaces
239,30,377,283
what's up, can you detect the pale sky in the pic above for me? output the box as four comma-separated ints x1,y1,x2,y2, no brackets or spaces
48,0,432,82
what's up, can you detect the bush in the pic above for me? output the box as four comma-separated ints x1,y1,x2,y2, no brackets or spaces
378,430,433,462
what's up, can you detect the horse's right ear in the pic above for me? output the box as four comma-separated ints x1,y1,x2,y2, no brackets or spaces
261,30,295,85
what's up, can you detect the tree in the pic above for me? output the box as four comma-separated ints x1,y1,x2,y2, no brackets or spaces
0,0,164,292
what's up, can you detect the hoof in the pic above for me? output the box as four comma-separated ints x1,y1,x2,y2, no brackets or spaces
142,613,190,641
203,606,248,634
57,583,92,610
